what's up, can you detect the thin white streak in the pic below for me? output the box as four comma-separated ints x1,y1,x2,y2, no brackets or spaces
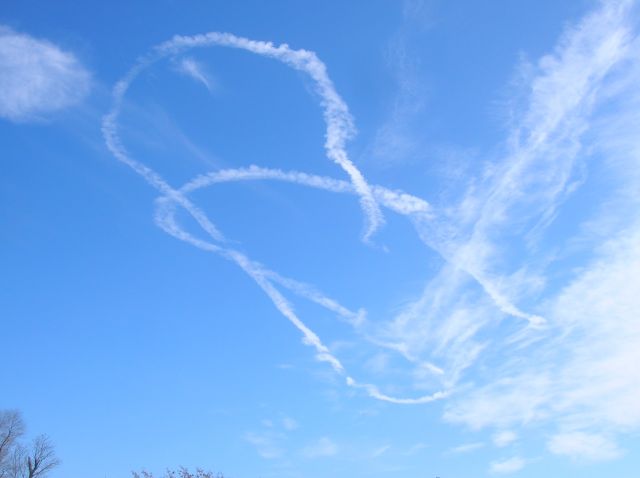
449,442,484,454
489,456,525,474
104,32,447,405
178,57,213,91
547,432,621,461
153,32,384,241
154,192,448,405
181,165,432,216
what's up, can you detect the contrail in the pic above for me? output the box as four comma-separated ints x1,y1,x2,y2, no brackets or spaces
154,185,446,404
103,31,542,404
180,165,432,216
103,32,447,404
177,165,542,327
148,31,384,241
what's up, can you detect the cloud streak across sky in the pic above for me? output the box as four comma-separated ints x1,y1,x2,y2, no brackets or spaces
102,31,447,405
102,0,640,470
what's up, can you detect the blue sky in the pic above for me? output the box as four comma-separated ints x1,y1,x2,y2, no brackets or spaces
2,1,640,477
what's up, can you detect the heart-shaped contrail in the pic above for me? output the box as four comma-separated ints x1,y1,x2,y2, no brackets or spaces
102,32,540,404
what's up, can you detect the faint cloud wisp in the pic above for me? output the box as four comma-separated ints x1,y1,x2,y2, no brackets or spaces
0,26,90,122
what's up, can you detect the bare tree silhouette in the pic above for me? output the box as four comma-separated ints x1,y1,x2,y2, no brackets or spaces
0,411,59,478
132,468,224,478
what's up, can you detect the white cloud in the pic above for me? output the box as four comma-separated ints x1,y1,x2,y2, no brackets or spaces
244,431,284,459
282,416,298,431
0,26,90,122
444,223,640,454
102,2,640,467
104,30,449,406
176,57,214,91
302,437,338,458
444,374,552,430
547,432,622,462
489,456,525,474
371,444,391,458
449,442,484,454
429,0,640,434
369,0,432,167
548,230,640,429
389,0,637,358
493,431,517,448
404,442,428,455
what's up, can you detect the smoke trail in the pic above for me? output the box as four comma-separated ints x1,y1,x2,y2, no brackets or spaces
104,31,384,242
103,31,541,404
102,31,450,403
177,165,541,327
154,188,446,404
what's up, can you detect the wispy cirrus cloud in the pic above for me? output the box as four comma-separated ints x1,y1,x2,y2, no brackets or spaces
301,437,338,459
404,442,428,455
489,456,525,474
102,0,640,470
244,430,285,460
449,442,484,454
438,0,640,466
0,26,90,122
368,0,432,167
547,431,622,462
370,444,391,458
245,414,300,460
103,31,446,406
281,416,298,431
492,431,517,448
176,57,214,91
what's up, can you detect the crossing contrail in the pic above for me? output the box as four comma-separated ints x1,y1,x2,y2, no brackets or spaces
103,31,540,405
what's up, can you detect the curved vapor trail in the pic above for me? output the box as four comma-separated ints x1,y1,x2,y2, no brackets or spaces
180,166,545,328
102,32,444,404
102,31,540,404
145,32,384,242
154,192,447,405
